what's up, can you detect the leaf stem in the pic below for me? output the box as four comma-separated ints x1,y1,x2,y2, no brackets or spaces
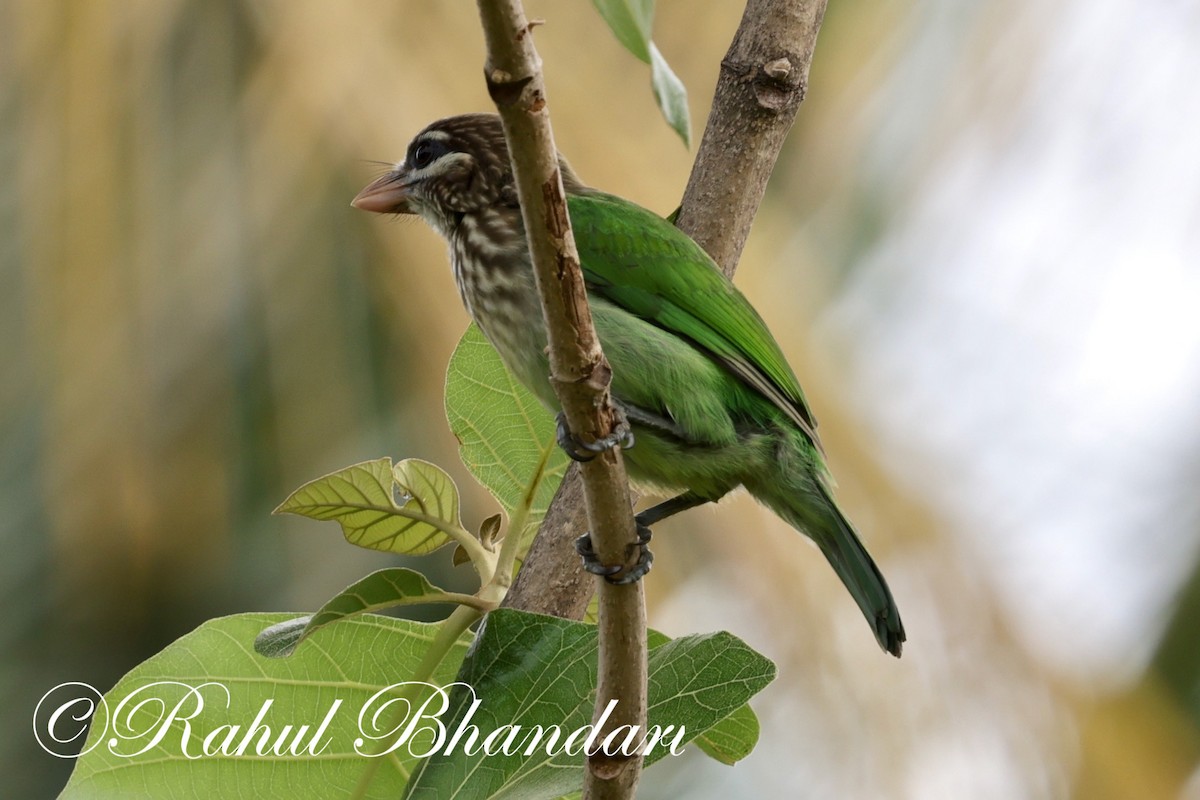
435,520,496,583
489,434,557,592
439,591,498,611
413,604,482,686
384,504,497,581
350,604,483,799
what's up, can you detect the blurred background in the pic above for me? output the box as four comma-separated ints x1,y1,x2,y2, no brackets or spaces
4,0,1199,797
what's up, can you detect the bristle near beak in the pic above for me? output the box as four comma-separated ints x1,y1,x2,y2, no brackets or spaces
351,170,414,214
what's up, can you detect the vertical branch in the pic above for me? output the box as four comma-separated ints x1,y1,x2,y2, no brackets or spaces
474,1,646,796
502,0,829,617
675,0,829,276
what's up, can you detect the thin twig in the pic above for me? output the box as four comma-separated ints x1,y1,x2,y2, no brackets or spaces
474,1,647,796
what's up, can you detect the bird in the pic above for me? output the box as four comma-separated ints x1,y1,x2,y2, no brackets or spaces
352,113,905,657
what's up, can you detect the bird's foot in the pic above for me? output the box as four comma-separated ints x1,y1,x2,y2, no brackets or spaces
574,523,653,585
555,410,634,463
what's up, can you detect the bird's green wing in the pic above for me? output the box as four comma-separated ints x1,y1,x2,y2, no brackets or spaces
568,191,821,449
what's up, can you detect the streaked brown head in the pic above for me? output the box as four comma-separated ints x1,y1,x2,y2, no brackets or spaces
352,113,583,235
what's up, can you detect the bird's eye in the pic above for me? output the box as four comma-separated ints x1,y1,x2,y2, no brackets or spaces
409,140,443,170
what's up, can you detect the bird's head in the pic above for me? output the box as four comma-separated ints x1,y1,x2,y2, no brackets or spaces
352,113,584,234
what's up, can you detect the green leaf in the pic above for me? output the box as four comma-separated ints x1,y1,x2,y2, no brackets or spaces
402,609,776,799
590,0,690,146
649,43,691,147
62,613,473,799
275,457,460,556
638,629,759,765
590,0,653,62
692,703,761,765
255,569,480,658
445,325,567,539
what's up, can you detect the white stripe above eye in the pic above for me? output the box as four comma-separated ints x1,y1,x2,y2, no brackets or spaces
405,151,472,181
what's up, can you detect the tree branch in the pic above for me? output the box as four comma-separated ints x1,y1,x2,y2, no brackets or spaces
503,0,829,617
676,0,828,275
474,2,647,796
505,462,594,618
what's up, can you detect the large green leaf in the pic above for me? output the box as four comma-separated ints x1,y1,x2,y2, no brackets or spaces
275,457,460,555
255,569,483,658
590,0,690,146
62,614,473,799
445,325,567,540
402,609,776,799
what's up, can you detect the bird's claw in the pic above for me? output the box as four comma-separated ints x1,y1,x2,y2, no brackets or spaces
555,411,634,463
574,524,653,585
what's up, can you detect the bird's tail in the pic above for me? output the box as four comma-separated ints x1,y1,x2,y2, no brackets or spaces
751,434,906,657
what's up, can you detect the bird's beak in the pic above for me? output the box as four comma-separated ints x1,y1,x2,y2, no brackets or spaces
351,169,414,214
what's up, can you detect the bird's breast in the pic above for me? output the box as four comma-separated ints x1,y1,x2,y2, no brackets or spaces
449,214,554,405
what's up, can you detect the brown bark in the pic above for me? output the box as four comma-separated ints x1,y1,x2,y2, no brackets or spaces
676,0,829,276
505,463,594,619
475,2,647,796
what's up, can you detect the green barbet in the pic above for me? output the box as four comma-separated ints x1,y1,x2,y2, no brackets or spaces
353,114,904,656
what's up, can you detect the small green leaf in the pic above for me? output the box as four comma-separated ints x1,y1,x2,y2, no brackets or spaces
649,43,691,147
445,325,567,538
252,616,312,659
590,0,653,62
62,613,473,799
479,513,502,549
693,703,760,765
275,457,459,555
403,609,776,799
255,568,478,658
591,0,690,146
